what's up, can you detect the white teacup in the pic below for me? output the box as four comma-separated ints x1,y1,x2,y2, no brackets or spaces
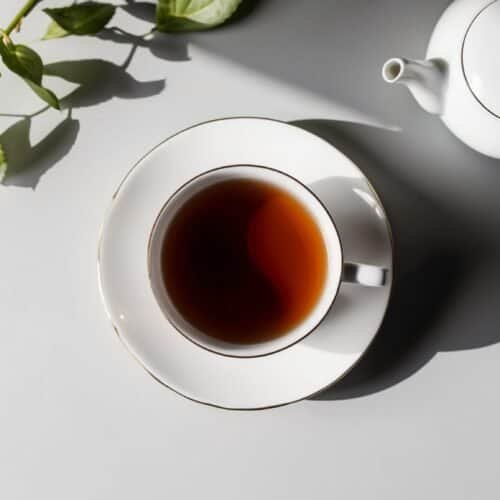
148,165,386,358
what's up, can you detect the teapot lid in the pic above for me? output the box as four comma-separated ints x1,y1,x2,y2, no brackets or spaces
462,1,500,117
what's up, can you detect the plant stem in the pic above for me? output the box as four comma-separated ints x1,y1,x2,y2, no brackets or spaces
5,0,42,35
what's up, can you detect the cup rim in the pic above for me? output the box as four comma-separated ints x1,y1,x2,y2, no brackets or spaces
147,164,345,358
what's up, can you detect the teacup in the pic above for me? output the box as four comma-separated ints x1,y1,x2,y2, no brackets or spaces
148,165,386,358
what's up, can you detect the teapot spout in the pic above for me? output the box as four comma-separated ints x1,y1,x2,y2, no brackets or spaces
382,57,445,115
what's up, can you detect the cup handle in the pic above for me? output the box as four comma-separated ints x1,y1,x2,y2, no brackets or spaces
342,262,388,287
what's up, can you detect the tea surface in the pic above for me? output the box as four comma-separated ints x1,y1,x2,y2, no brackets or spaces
161,178,328,345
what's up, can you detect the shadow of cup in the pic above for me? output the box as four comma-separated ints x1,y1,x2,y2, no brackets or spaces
290,119,500,401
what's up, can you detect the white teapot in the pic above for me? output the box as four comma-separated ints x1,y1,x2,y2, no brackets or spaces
382,0,500,158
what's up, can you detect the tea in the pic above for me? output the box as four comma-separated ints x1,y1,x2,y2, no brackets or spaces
161,178,327,345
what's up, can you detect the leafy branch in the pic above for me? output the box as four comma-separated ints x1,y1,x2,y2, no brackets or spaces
0,0,242,180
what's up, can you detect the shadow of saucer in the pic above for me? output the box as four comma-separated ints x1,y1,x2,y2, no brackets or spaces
291,119,500,400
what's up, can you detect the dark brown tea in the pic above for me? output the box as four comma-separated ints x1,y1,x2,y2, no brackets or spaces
161,178,327,345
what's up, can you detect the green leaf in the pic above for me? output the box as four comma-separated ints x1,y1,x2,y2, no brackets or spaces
25,80,60,109
156,0,242,32
43,2,116,35
0,143,6,182
0,40,60,109
43,20,70,40
0,43,43,83
15,45,44,83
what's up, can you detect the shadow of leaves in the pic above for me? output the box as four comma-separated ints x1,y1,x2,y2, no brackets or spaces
97,28,190,62
2,19,191,188
1,0,259,189
44,58,166,108
120,1,155,22
1,113,80,189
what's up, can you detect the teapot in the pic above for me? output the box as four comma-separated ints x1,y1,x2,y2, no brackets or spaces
382,0,500,158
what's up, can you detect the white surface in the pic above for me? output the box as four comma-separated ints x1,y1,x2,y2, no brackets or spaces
99,119,392,406
1,0,500,498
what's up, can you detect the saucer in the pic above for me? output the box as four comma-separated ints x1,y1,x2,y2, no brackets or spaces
98,117,394,409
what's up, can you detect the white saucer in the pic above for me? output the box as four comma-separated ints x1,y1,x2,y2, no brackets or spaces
98,117,394,410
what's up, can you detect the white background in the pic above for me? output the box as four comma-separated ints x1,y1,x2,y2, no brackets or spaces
1,1,500,499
